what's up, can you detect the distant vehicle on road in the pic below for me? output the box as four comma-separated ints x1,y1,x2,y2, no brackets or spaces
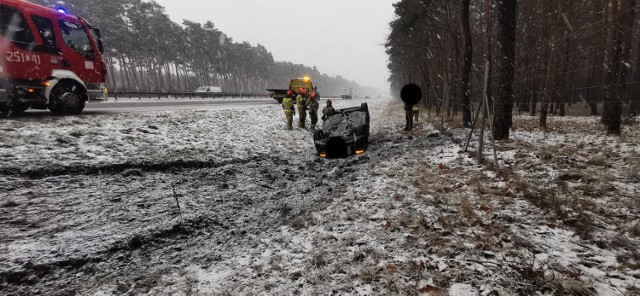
0,0,108,115
341,87,353,100
194,86,222,93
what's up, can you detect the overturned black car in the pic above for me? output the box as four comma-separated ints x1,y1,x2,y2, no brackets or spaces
314,103,370,158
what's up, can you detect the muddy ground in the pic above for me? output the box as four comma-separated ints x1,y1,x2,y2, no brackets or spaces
0,145,366,295
0,99,392,295
1,100,638,295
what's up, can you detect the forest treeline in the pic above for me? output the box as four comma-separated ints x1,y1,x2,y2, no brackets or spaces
386,0,639,136
31,0,369,95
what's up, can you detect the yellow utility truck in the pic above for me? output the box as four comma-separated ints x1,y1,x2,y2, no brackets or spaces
267,76,320,103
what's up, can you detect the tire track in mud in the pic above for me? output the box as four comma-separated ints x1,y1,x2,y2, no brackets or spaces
0,155,271,179
0,215,220,286
0,149,372,295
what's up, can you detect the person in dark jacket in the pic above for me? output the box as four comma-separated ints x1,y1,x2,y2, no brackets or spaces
322,99,336,121
308,93,319,129
296,89,308,128
404,103,415,131
401,83,422,131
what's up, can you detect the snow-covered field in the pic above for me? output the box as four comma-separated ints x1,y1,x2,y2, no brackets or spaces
0,99,638,295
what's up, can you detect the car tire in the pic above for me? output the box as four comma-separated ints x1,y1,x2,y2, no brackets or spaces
49,82,86,115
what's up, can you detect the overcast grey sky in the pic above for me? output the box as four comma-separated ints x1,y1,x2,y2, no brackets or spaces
152,0,398,90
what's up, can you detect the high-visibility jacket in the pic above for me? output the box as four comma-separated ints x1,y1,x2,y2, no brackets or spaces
296,95,306,107
282,97,293,113
322,106,336,118
307,98,319,112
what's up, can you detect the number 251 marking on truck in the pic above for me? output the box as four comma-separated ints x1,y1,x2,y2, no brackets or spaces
6,51,42,64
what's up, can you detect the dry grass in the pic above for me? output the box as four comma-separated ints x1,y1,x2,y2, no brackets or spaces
311,251,328,268
553,278,598,296
586,155,609,167
629,222,640,238
358,266,379,284
631,165,640,183
1,199,19,208
515,117,605,134
299,105,636,294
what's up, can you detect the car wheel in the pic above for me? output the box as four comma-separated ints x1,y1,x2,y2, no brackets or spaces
49,82,86,115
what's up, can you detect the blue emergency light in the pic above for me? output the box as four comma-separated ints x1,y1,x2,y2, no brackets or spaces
56,7,68,14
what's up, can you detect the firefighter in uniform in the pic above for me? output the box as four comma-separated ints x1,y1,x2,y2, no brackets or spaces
296,89,308,128
282,90,294,130
322,99,336,121
308,93,319,129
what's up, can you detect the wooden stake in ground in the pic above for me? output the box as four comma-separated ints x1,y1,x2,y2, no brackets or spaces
467,0,498,167
171,183,183,220
464,100,484,152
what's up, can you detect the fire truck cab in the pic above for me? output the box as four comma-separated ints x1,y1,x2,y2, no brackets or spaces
0,0,108,115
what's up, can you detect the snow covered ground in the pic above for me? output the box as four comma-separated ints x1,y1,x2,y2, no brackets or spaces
1,99,638,295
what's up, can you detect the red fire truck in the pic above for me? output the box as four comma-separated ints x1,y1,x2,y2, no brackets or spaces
0,0,108,115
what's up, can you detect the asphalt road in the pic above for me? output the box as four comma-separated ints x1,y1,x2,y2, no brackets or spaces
1,99,276,118
7,97,344,118
85,98,276,113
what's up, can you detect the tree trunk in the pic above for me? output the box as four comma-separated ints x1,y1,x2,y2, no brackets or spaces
531,92,538,116
119,55,130,89
551,58,562,115
484,0,492,117
530,60,540,116
604,0,633,134
559,35,570,117
631,0,640,116
586,57,599,115
493,0,517,140
540,43,554,129
460,0,473,127
107,57,117,90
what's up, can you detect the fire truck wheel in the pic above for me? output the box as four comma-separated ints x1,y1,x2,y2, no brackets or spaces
49,82,86,115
